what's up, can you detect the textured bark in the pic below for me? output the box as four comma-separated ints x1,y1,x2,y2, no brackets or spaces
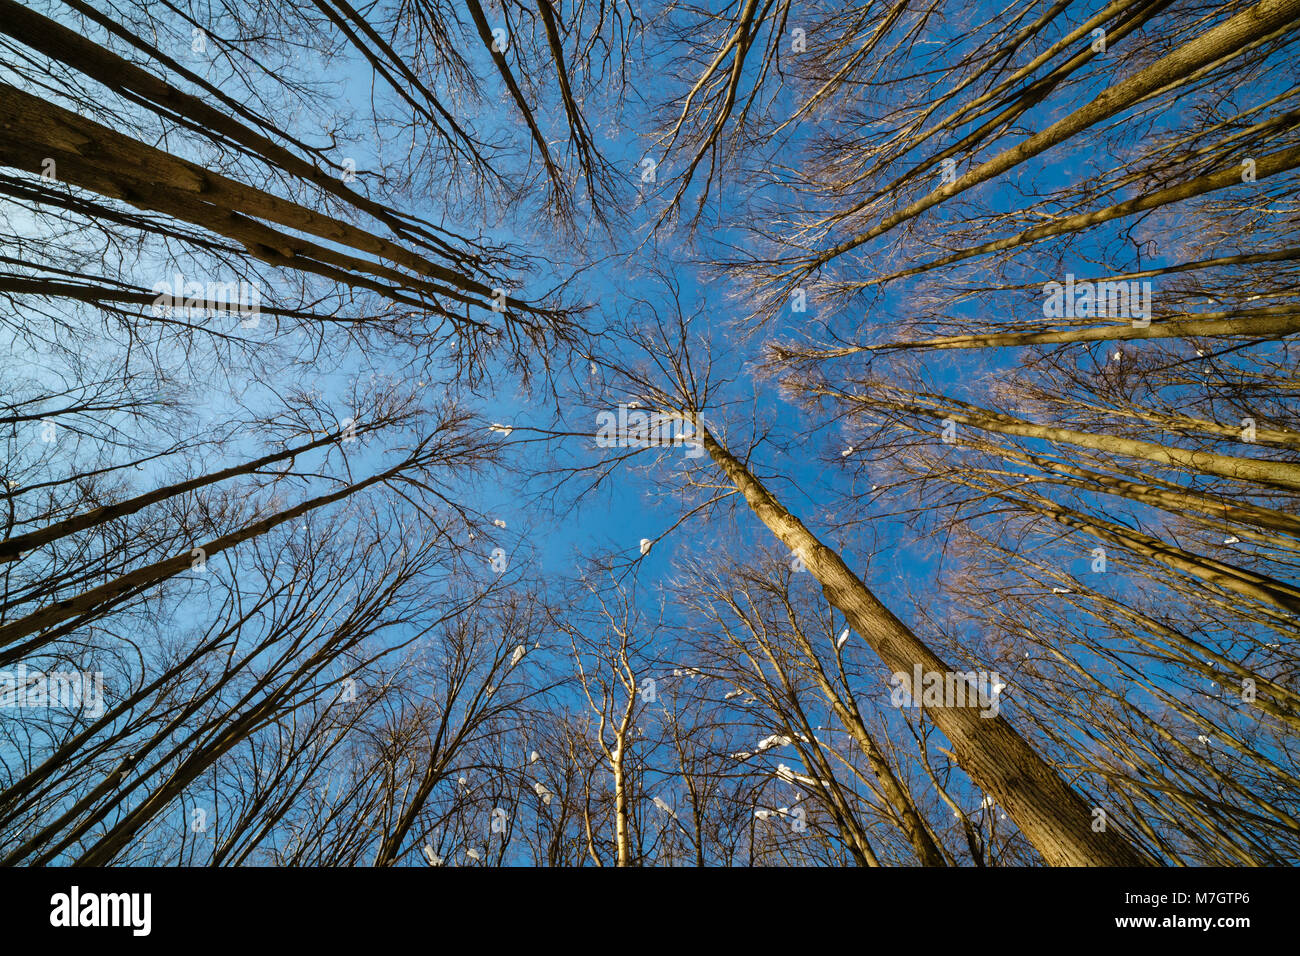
804,0,1300,270
612,690,635,867
0,83,548,326
0,0,462,259
821,389,1300,491
858,142,1300,288
820,0,1174,228
813,305,1300,353
700,425,1150,866
991,445,1300,543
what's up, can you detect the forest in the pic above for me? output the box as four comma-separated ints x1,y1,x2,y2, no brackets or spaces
0,0,1297,868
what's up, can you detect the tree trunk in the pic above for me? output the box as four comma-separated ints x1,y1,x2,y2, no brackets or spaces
700,425,1150,866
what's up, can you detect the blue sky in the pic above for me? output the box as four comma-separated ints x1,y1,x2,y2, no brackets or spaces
5,0,1296,864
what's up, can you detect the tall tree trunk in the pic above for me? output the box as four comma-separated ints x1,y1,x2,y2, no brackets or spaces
612,694,635,866
699,425,1150,866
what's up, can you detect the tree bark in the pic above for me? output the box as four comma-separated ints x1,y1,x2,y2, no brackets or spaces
699,424,1151,866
